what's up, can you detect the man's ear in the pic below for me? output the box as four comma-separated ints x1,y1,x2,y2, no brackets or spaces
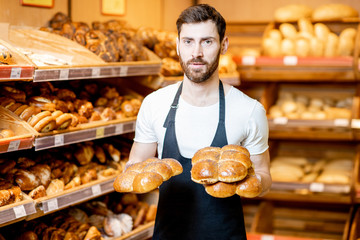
221,36,229,55
176,37,180,55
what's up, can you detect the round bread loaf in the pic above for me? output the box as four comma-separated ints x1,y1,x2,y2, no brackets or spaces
205,182,237,198
192,147,220,164
113,171,138,192
221,144,250,158
274,4,313,22
143,161,172,181
235,175,262,198
162,158,183,176
191,159,218,184
218,160,248,182
312,4,358,21
132,172,163,193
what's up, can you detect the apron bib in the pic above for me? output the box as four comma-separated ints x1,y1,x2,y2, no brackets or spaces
153,81,247,240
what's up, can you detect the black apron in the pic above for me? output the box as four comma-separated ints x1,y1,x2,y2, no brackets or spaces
153,81,247,240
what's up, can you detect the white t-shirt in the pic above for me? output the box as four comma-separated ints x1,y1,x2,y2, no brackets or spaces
134,82,269,158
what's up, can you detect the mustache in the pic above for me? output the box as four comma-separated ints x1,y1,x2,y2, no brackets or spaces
187,58,207,64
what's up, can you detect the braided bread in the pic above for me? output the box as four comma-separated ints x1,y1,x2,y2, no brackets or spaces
113,158,182,194
191,144,262,198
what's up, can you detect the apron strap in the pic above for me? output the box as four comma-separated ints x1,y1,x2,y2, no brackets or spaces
163,82,183,128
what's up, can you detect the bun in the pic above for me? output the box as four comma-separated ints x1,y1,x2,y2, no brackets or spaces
274,4,313,22
113,157,183,194
191,144,262,198
312,4,358,21
33,115,56,133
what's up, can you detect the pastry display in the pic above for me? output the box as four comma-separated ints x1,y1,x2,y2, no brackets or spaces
262,18,357,57
113,157,183,193
270,156,353,184
191,144,262,198
268,90,353,120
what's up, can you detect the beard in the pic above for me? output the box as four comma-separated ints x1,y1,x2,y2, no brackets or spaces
179,50,220,84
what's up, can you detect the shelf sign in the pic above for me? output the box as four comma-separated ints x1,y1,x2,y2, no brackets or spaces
310,182,325,192
260,235,275,240
13,205,26,219
283,56,298,66
46,198,59,212
7,140,20,152
242,56,256,66
96,127,105,138
351,119,360,129
91,185,102,196
54,134,64,147
21,0,54,8
10,68,21,79
101,0,126,16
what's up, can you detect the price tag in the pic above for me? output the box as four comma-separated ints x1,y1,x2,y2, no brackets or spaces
242,56,256,66
334,118,349,127
47,199,59,212
54,134,64,146
115,124,124,134
96,127,105,138
7,140,20,152
91,185,102,196
351,119,360,129
261,235,275,240
10,68,21,79
59,69,69,79
283,56,298,66
310,182,325,192
91,67,101,77
120,66,128,76
273,117,288,125
13,205,26,218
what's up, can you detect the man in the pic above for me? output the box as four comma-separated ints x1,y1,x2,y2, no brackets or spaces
126,4,271,240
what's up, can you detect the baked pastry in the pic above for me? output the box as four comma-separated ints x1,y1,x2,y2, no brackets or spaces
0,85,25,102
15,169,40,191
33,115,56,133
274,4,313,22
0,45,13,65
113,157,182,193
0,128,15,138
235,175,262,198
28,96,56,112
46,179,64,196
28,185,46,199
312,4,359,21
205,182,237,198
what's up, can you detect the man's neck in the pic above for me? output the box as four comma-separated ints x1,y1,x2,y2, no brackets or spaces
181,74,220,107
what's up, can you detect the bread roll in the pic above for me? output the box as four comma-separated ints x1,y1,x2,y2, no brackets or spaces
262,38,281,57
274,4,313,22
314,23,330,43
191,159,219,184
143,161,172,181
218,160,248,182
235,175,262,198
192,147,220,164
205,182,237,198
221,144,250,158
279,23,298,40
114,171,138,192
312,4,359,21
281,38,296,56
298,18,314,35
132,172,163,193
268,29,282,42
337,28,356,56
295,38,310,57
309,37,324,56
324,32,339,57
162,158,183,176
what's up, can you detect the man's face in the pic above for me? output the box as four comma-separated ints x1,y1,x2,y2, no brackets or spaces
177,20,221,83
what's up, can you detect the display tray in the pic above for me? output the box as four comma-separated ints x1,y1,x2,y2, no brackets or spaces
245,200,352,240
266,140,358,204
263,83,358,140
0,195,36,227
7,28,162,81
0,106,37,153
0,39,34,81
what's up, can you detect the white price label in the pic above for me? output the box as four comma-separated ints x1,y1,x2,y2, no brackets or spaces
47,199,59,212
120,66,128,76
54,135,64,146
7,140,20,152
59,69,69,79
91,185,102,196
261,235,275,240
96,127,105,138
10,68,21,79
115,124,124,134
310,182,325,192
92,67,101,77
351,119,360,129
273,117,288,125
283,56,298,66
13,205,26,218
242,56,256,66
334,118,349,127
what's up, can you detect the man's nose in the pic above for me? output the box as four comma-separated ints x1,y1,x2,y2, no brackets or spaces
192,43,203,58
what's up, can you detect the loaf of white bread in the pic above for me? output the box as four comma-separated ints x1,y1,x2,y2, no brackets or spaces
113,158,183,193
191,145,262,198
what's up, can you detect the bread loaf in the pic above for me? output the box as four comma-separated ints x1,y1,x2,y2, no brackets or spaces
113,157,183,194
274,4,313,22
192,145,262,198
312,4,358,21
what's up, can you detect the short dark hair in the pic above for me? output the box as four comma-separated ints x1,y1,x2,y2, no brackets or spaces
176,4,226,42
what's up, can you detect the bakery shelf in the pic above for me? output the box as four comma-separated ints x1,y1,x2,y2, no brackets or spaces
349,206,360,240
245,200,352,240
0,197,36,227
114,221,154,240
266,140,358,204
0,106,37,153
34,117,136,151
27,175,117,219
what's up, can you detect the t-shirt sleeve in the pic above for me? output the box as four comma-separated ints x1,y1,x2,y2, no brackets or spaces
133,95,158,144
242,101,269,155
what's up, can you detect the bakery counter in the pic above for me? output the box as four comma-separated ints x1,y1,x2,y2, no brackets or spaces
265,140,358,204
243,200,352,240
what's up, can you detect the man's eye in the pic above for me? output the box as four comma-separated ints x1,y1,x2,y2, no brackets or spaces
203,40,212,45
184,40,191,45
